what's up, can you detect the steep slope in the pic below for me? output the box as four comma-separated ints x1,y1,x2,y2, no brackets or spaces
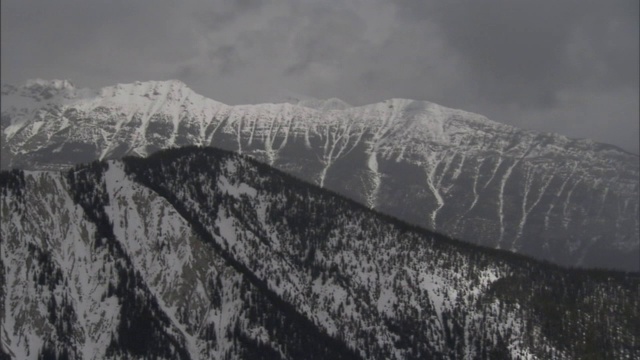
0,167,192,359
1,163,361,360
2,147,638,360
1,80,638,270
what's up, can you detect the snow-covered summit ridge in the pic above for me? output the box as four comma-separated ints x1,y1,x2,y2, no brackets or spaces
2,79,637,184
4,78,627,156
1,79,506,129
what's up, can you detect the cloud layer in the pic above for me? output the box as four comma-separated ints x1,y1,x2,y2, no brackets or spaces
2,0,638,153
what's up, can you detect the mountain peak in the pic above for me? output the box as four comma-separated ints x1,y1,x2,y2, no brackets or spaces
103,79,191,98
0,78,77,100
130,79,188,91
294,97,352,111
24,78,76,90
259,90,351,111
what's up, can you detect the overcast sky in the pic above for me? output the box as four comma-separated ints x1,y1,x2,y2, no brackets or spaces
2,0,638,153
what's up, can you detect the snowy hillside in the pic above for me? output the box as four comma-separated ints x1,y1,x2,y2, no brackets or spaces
1,147,638,360
1,79,638,270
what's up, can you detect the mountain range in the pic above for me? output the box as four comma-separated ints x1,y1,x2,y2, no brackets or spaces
2,79,638,270
2,147,638,359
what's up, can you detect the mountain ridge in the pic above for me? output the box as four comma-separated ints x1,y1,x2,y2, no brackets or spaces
3,78,638,154
2,79,638,271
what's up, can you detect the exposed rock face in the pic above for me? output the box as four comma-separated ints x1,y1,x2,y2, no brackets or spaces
2,147,638,359
2,80,638,270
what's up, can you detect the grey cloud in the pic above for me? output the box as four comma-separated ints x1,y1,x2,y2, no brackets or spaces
489,87,639,153
395,0,639,108
1,0,200,85
192,0,264,31
285,3,368,75
208,45,244,74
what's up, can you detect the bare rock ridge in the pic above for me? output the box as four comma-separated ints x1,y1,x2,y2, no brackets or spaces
1,147,638,359
1,79,638,270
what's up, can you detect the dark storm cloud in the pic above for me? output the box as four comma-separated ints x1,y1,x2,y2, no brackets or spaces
192,0,264,31
1,0,638,153
395,0,639,108
1,0,200,85
284,3,368,75
207,45,244,74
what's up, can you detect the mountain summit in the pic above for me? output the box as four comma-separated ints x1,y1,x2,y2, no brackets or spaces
1,80,638,270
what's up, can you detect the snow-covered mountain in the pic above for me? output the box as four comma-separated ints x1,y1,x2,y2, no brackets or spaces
2,147,638,360
1,79,638,270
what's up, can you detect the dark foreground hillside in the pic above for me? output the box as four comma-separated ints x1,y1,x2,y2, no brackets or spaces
1,146,638,359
